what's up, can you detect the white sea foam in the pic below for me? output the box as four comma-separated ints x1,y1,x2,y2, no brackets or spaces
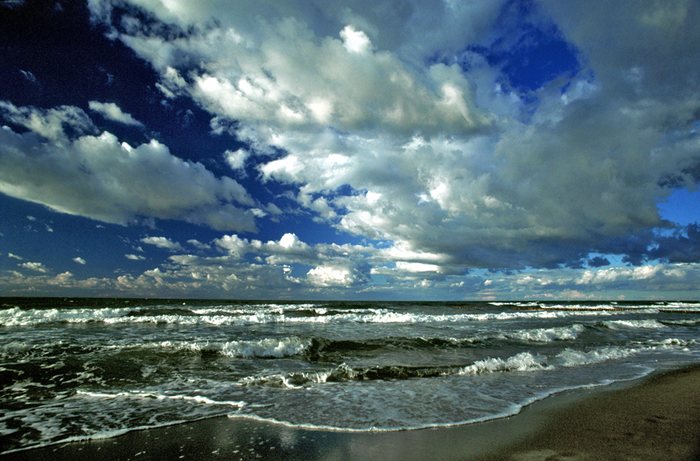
219,337,310,358
553,338,694,367
601,319,667,330
488,302,540,308
507,324,585,342
661,301,700,309
0,307,129,326
1,304,642,327
0,340,32,355
487,302,656,311
129,337,311,358
77,390,246,407
661,319,700,326
652,337,696,348
555,346,639,367
458,352,546,375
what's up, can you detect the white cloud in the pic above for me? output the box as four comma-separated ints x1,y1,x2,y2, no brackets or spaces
214,234,251,258
8,252,23,260
5,225,700,299
395,261,441,273
223,148,249,170
125,253,146,261
19,261,48,273
340,25,372,54
0,101,256,232
72,257,87,265
85,0,700,272
141,236,184,251
109,7,488,137
187,239,211,250
278,233,305,250
19,69,37,83
88,101,144,127
0,100,94,141
307,264,358,287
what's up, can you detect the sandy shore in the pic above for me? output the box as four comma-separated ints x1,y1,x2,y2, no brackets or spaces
4,365,700,461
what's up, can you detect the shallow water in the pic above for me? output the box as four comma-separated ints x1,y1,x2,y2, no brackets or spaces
1,298,699,453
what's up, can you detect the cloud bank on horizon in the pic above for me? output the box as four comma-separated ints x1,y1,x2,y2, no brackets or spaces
0,0,699,299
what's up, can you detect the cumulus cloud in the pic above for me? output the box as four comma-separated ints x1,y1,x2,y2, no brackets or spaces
5,228,700,298
125,253,146,261
141,236,184,251
307,264,362,287
0,100,95,140
470,261,700,300
0,101,256,231
86,0,700,272
72,257,87,265
223,148,249,171
88,100,144,127
19,261,48,273
187,239,211,250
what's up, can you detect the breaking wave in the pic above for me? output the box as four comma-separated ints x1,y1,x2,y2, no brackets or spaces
0,304,642,327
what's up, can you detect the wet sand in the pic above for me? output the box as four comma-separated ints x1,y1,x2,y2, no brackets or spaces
4,365,700,461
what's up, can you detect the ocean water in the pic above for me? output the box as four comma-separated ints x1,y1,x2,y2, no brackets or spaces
1,298,699,453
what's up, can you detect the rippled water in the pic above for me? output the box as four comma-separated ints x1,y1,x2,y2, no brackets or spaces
1,298,699,453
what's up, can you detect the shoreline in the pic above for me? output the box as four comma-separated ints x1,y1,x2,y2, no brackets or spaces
4,364,700,460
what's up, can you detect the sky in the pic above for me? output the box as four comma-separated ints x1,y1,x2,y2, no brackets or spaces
1,0,700,300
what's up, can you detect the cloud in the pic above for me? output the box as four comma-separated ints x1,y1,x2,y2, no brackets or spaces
648,224,700,263
86,1,700,272
394,261,441,273
187,239,211,250
125,253,146,261
0,101,256,232
307,264,364,287
72,257,87,265
141,236,184,251
0,100,95,140
223,148,249,171
4,227,700,299
19,261,48,273
19,69,37,83
339,25,372,54
88,101,144,127
7,252,23,260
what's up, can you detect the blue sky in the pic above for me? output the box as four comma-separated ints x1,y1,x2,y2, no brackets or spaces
1,0,699,300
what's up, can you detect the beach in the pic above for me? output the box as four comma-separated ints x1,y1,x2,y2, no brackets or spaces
5,364,699,461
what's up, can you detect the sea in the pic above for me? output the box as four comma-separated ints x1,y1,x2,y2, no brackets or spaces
1,298,699,454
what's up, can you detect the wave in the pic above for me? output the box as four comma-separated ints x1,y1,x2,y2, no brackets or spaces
1,303,644,327
487,301,660,311
241,351,549,388
0,324,589,364
660,319,700,327
76,390,245,407
457,352,546,375
199,337,311,359
240,363,455,388
599,319,667,330
304,326,585,362
554,346,638,367
110,337,312,359
555,338,696,367
506,324,585,342
242,337,695,389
